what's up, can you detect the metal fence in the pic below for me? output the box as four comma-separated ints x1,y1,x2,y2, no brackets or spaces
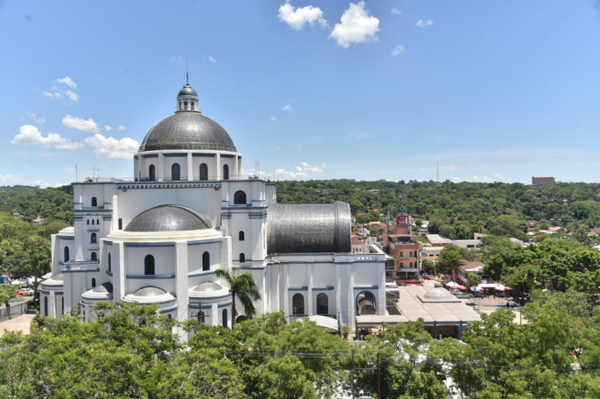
0,300,28,322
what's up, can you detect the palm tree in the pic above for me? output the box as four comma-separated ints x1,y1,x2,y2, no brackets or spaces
213,268,261,326
29,244,51,307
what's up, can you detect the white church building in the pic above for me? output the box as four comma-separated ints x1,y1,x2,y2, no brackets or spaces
41,81,387,331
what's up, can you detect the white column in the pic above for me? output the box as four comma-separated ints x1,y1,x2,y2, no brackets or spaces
307,264,313,316
212,303,218,327
113,242,126,301
158,154,164,181
216,153,221,180
234,156,239,179
187,153,193,181
174,242,189,323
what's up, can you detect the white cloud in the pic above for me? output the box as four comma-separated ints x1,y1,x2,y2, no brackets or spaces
65,90,79,103
274,162,326,179
278,1,327,30
33,179,50,188
43,82,79,104
104,125,113,131
271,116,277,120
282,104,292,111
329,2,380,48
83,134,139,159
391,7,401,15
494,173,504,181
26,112,45,123
415,19,433,28
208,55,217,63
117,125,126,131
0,174,18,185
62,115,100,133
57,76,77,89
391,45,405,57
12,125,83,150
43,90,61,99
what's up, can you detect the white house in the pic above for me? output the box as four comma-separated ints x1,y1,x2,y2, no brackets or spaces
42,81,386,333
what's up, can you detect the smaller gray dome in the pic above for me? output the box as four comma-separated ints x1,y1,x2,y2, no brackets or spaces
134,287,167,297
194,281,224,293
93,282,113,294
424,289,454,300
125,205,213,232
52,274,64,281
178,84,198,97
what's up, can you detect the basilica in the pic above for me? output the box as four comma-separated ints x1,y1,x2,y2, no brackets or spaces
41,81,387,332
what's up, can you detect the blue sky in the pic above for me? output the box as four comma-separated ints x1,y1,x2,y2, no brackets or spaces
1,0,600,187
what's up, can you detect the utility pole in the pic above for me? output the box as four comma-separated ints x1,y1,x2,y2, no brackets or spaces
351,349,355,399
377,352,381,399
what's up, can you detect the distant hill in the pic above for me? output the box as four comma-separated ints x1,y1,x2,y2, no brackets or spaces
0,185,73,224
276,179,600,241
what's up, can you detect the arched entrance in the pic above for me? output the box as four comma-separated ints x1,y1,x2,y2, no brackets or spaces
356,291,377,315
236,315,248,323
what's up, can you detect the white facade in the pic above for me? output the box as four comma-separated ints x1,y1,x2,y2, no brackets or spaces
42,82,386,332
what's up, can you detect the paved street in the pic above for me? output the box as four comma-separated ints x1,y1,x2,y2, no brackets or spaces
0,313,35,336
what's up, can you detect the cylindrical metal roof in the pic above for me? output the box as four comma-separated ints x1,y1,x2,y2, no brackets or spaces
267,202,351,254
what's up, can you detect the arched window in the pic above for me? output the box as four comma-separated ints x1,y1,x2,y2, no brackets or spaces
144,255,155,275
202,251,210,271
87,220,90,225
223,309,228,328
239,253,245,263
317,293,328,315
200,163,208,180
191,101,195,110
223,164,229,180
239,231,245,241
293,294,304,316
92,219,95,225
91,252,97,261
108,253,112,272
178,101,181,110
62,296,64,315
184,101,188,110
91,197,97,207
172,163,181,181
91,278,96,288
198,311,205,323
97,219,99,224
64,247,70,262
149,165,156,181
234,190,246,205
44,296,48,316
118,218,123,230
91,233,97,243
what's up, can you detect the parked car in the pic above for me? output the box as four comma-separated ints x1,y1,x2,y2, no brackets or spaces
14,290,24,296
23,288,34,296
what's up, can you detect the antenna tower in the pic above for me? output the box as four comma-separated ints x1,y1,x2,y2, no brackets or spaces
186,56,189,84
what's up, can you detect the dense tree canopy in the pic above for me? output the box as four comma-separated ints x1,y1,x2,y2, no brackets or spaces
276,179,600,243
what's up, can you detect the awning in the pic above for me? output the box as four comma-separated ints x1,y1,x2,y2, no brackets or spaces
307,315,339,332
445,281,460,288
356,315,408,327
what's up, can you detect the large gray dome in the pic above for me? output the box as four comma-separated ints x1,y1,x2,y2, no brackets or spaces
139,112,237,152
125,204,213,232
